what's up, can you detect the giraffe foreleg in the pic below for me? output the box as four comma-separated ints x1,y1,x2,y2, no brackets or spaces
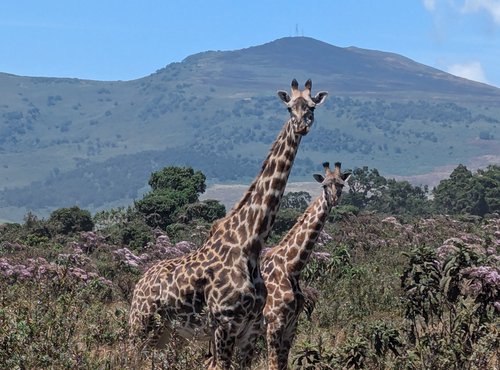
266,320,286,370
276,318,298,370
210,324,236,370
236,329,261,369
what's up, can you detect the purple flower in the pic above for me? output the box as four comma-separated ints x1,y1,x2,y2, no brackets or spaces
382,216,402,227
461,266,500,299
113,248,143,268
311,251,331,262
174,241,196,254
494,301,500,312
316,230,333,246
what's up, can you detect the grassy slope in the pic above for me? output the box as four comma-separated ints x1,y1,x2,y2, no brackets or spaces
1,37,500,221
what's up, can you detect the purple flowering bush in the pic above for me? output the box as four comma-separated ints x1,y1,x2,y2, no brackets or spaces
1,209,498,369
0,214,207,369
293,213,499,369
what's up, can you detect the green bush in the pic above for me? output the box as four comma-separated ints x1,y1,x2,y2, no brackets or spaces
48,206,94,235
176,199,226,224
135,166,208,229
97,209,153,252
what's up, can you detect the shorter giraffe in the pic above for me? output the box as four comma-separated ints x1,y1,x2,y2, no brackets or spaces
261,162,351,370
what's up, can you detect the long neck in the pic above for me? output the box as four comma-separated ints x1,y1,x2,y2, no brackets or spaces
281,194,331,276
222,119,301,256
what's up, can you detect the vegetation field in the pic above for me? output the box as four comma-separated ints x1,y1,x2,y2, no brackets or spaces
0,164,498,369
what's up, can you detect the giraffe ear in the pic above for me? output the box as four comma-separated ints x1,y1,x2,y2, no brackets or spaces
277,90,291,104
342,172,352,182
312,91,328,105
313,174,324,183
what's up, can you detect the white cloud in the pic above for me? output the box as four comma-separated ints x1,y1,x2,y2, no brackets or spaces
423,0,500,24
461,0,500,24
447,61,489,83
423,0,437,11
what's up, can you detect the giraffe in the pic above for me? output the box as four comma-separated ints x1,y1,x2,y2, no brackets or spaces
128,79,328,370
261,162,351,370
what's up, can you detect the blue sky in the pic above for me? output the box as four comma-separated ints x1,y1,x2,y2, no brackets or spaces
1,0,499,87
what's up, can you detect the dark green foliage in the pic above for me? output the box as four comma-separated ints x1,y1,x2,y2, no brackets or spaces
267,208,301,244
177,199,226,224
135,166,207,229
117,216,154,252
399,243,498,369
48,206,94,235
375,179,430,216
401,246,443,328
328,204,360,222
337,336,370,369
292,338,335,369
477,165,500,214
433,164,500,216
342,166,431,216
165,219,212,245
135,188,187,228
341,163,498,218
94,207,153,252
342,166,387,209
148,166,206,198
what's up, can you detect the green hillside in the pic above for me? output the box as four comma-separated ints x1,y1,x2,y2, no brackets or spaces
1,37,499,221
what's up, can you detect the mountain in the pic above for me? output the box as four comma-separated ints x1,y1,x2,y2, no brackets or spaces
1,36,499,222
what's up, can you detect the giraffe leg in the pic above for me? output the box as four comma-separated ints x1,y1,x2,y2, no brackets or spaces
266,321,285,370
236,316,264,369
208,325,236,370
237,334,258,369
276,322,298,370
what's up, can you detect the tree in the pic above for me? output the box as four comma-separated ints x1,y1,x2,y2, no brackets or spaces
342,166,387,209
373,179,430,216
477,165,500,214
135,166,207,229
268,208,301,244
177,199,226,223
48,206,94,235
148,166,206,203
433,164,489,216
341,166,431,216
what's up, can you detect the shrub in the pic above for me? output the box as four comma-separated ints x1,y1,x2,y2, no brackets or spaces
48,206,94,235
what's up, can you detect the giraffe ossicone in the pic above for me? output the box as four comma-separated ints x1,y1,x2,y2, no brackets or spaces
128,80,327,370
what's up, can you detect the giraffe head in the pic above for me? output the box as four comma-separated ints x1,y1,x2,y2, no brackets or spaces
313,162,351,207
277,79,328,135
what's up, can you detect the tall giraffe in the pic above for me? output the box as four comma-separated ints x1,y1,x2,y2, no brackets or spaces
261,162,351,370
128,79,328,370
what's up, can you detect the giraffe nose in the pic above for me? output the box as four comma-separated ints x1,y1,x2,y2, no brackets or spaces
304,112,314,125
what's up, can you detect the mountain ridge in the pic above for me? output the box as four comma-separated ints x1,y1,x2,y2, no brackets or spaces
0,36,499,222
